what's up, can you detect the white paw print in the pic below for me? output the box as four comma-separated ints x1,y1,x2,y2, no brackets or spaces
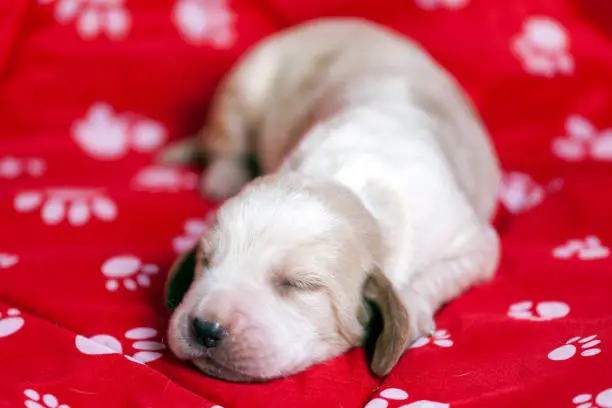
72,103,167,161
507,301,570,321
131,165,198,192
75,327,166,364
0,157,46,179
173,0,236,48
0,253,19,269
24,389,70,408
172,216,214,253
498,171,562,214
548,335,602,361
512,16,574,77
414,0,469,10
14,188,117,226
365,387,449,408
410,329,453,349
101,255,159,291
0,308,25,338
553,236,610,260
573,388,612,408
37,0,131,39
552,115,612,161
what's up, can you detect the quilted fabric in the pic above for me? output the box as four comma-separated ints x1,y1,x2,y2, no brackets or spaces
1,0,612,407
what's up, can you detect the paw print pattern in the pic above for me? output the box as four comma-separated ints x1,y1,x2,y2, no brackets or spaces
0,157,46,179
499,171,562,214
552,115,612,161
0,308,25,338
553,236,610,260
0,253,19,269
24,389,70,408
72,103,167,161
173,0,236,48
410,329,453,349
366,388,409,408
14,188,117,226
573,388,612,408
123,328,166,364
172,215,214,253
365,387,449,408
75,327,166,364
508,301,570,321
512,16,574,77
132,165,198,192
548,335,602,361
37,0,131,39
414,0,469,10
101,255,159,291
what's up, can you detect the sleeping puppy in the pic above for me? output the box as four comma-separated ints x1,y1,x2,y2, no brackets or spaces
163,17,501,382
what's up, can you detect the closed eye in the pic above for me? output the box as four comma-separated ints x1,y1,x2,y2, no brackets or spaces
276,273,325,293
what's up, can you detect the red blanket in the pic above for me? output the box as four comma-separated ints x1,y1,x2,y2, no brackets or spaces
1,0,612,407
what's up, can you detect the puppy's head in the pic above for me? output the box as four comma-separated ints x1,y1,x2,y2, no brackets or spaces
166,175,410,381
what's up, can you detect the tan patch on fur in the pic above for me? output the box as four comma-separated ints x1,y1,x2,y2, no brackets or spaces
256,52,337,173
304,181,383,262
200,78,251,158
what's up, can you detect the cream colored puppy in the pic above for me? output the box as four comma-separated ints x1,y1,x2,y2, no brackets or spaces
164,17,501,382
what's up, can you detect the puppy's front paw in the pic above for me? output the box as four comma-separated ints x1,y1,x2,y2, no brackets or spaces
403,288,436,340
201,159,250,200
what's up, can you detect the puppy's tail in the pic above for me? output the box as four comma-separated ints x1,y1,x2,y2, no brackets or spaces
155,136,206,165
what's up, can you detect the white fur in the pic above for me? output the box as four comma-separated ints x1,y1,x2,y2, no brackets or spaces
167,17,501,382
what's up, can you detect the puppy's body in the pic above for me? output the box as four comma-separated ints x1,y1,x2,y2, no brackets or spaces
166,17,501,382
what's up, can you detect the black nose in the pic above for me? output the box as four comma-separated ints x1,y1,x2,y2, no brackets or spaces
191,318,226,348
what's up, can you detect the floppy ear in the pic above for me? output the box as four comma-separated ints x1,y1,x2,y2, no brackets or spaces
165,244,199,312
362,266,411,377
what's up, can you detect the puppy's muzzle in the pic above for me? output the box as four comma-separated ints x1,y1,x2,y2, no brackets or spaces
191,318,227,348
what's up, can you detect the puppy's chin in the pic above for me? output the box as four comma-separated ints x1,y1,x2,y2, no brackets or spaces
168,326,309,382
192,358,276,383
169,339,273,382
191,341,355,383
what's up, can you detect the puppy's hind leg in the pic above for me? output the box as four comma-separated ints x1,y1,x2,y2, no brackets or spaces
203,156,252,200
154,127,251,201
200,85,256,201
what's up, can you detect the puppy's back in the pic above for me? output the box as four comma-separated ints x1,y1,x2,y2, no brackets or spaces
227,17,434,116
222,18,451,172
214,18,500,219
